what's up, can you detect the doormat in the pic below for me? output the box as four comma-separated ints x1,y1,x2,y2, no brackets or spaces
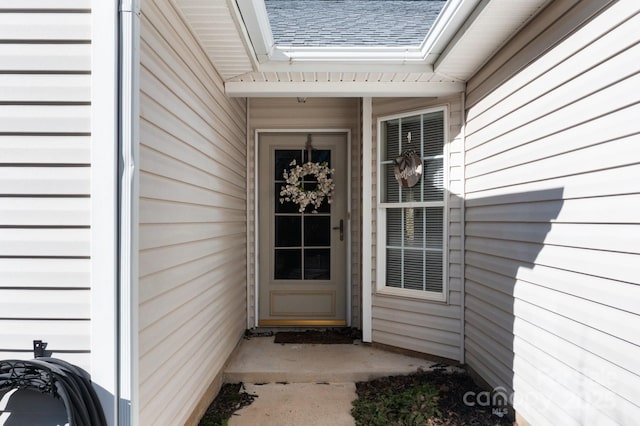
274,328,360,344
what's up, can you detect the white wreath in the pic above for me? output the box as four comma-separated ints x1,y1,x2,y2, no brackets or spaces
279,159,335,213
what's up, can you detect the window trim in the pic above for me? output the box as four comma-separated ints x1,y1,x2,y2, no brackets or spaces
375,106,449,302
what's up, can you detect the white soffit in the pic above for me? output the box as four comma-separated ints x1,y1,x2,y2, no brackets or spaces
172,0,254,80
435,0,551,80
224,71,465,97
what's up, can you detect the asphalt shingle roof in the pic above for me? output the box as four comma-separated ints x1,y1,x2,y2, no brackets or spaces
264,0,447,47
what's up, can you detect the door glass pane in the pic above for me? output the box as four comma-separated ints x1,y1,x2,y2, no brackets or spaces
304,216,330,246
303,182,331,213
304,249,330,280
304,149,331,166
276,182,300,213
275,149,302,180
275,216,301,247
275,249,301,279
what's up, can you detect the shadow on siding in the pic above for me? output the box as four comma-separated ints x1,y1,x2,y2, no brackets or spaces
463,187,564,413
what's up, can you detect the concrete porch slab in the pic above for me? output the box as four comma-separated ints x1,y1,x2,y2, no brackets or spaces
228,382,357,426
223,335,437,384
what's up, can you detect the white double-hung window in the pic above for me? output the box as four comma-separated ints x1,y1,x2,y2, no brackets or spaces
377,107,447,301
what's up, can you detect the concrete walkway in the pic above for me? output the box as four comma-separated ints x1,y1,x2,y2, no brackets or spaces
223,335,438,425
228,382,357,426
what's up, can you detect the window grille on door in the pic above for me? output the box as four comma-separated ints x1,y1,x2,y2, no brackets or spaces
274,149,332,280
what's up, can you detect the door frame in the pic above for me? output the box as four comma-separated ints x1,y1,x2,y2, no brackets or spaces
253,129,352,328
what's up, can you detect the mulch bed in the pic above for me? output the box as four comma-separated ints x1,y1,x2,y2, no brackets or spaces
354,366,514,425
198,383,255,426
199,368,514,425
273,327,361,344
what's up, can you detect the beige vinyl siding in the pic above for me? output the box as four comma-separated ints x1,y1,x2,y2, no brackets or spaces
248,97,361,328
371,96,464,361
464,0,640,423
139,1,247,425
0,4,91,371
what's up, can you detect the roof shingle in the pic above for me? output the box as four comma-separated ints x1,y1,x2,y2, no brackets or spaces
264,0,447,47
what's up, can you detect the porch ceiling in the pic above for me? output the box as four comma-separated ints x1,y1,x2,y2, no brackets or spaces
173,0,550,97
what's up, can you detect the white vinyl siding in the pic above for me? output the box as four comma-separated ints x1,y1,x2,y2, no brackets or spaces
371,96,464,361
464,0,640,424
139,1,247,424
0,4,91,370
248,98,361,328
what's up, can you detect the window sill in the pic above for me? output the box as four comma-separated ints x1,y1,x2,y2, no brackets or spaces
375,286,447,303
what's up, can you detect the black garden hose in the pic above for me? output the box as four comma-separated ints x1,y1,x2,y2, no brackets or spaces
0,358,107,426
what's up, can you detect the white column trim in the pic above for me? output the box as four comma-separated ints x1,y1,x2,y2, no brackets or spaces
246,98,253,329
459,91,467,364
253,129,259,328
361,98,373,342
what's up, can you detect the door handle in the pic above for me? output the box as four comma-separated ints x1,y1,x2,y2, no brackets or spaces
332,219,344,241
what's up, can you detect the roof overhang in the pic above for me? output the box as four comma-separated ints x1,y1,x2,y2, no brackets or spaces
173,0,551,97
433,0,551,80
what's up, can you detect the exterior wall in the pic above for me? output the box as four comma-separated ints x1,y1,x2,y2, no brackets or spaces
0,2,92,371
139,1,247,424
371,96,464,361
464,0,640,423
248,98,361,328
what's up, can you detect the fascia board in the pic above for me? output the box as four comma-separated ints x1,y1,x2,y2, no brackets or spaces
236,0,275,60
418,0,482,57
259,47,433,72
256,61,434,73
270,45,426,62
225,81,465,97
434,0,492,77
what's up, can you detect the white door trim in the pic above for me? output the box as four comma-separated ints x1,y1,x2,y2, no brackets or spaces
253,129,352,328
